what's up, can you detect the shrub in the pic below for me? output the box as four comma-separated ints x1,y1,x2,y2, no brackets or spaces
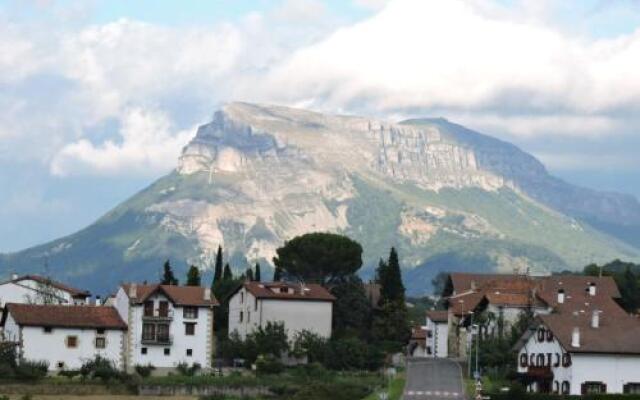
59,369,81,380
176,362,201,376
14,360,48,381
255,355,284,375
80,355,120,382
134,363,156,377
291,330,328,363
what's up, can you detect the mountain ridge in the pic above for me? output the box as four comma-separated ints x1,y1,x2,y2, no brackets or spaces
1,102,639,295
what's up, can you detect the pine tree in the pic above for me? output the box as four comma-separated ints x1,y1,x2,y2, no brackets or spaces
186,265,201,286
372,247,410,346
223,263,233,280
273,265,283,281
161,260,178,285
381,247,405,303
246,268,254,281
213,245,223,284
255,262,261,282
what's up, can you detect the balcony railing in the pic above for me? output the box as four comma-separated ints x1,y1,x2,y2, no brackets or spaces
141,334,173,345
142,309,174,320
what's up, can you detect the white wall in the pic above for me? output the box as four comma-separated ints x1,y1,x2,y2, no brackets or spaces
3,313,125,371
571,354,640,395
426,317,448,358
228,288,333,341
0,282,68,308
126,292,213,371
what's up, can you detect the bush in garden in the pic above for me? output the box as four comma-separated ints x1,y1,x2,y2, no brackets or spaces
14,360,48,381
176,362,201,376
80,355,120,382
255,354,284,375
134,363,156,377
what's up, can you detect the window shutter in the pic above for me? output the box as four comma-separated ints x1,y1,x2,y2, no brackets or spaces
581,384,586,395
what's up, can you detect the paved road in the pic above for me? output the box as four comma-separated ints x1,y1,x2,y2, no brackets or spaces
403,358,466,400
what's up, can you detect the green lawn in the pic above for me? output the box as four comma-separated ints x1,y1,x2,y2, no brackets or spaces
363,373,405,400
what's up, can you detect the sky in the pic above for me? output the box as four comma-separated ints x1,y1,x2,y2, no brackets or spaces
1,0,640,252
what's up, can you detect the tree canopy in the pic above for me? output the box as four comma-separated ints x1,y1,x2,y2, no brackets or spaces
185,265,201,286
213,245,223,284
272,232,363,285
161,260,178,285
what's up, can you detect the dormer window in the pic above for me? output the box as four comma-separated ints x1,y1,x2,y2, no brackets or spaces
279,287,288,294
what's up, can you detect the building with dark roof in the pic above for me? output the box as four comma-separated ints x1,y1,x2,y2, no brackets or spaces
228,281,334,341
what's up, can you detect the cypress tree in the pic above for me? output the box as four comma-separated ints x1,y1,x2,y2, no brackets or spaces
223,263,233,280
382,247,405,303
246,267,254,281
213,245,223,284
273,265,283,281
255,262,261,282
161,259,178,285
186,265,201,286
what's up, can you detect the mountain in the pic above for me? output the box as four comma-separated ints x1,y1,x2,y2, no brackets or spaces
2,103,640,295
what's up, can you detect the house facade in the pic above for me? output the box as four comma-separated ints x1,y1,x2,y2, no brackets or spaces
515,307,640,395
0,274,91,310
425,310,448,358
228,282,334,341
114,283,218,373
1,303,126,371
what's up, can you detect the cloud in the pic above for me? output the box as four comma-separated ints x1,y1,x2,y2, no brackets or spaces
50,108,194,177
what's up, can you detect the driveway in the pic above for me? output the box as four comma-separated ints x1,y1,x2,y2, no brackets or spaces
403,357,466,400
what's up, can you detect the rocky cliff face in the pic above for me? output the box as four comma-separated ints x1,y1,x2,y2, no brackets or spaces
2,102,639,295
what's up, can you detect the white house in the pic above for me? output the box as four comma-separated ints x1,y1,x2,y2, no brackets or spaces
1,303,127,371
228,281,334,341
114,283,218,373
0,274,91,310
425,310,449,358
514,297,640,395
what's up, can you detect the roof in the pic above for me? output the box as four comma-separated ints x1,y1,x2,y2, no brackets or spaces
537,309,640,355
411,326,428,340
5,275,90,298
447,292,486,316
426,310,448,323
121,284,219,307
239,281,336,302
2,303,127,330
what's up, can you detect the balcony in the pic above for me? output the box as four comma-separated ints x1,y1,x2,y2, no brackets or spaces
142,309,174,321
141,334,173,345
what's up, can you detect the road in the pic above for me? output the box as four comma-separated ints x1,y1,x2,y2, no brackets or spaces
403,357,466,400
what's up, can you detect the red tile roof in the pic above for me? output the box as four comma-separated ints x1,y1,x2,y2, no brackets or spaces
241,281,336,301
3,303,126,330
538,310,640,355
426,310,448,323
121,284,219,307
411,326,428,340
9,275,90,298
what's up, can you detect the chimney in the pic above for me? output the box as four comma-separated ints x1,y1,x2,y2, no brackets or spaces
588,282,596,296
11,273,18,281
129,283,137,298
204,288,211,301
557,289,565,304
95,296,101,306
591,310,600,328
571,327,580,348
470,280,477,291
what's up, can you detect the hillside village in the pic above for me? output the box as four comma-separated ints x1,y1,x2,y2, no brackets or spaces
1,234,640,399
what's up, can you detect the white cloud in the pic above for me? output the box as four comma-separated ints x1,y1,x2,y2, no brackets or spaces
50,108,194,177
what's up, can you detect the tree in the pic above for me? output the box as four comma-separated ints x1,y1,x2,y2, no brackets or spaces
273,265,283,281
379,247,405,304
330,275,372,339
213,245,223,284
186,265,201,286
245,267,254,282
161,260,178,285
255,262,261,282
372,248,410,347
272,232,363,285
223,263,233,281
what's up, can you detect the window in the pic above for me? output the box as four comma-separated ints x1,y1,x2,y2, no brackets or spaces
97,328,105,334
624,383,640,394
239,311,244,323
141,347,147,355
247,311,251,323
279,287,288,293
164,348,170,356
186,349,193,357
241,292,244,303
57,361,65,369
157,324,170,342
43,327,53,334
561,381,570,395
95,337,106,349
144,301,154,317
66,336,78,348
427,331,433,338
183,307,198,319
185,322,196,335
427,347,432,355
158,301,169,317
582,382,606,394
142,323,156,341
255,298,258,311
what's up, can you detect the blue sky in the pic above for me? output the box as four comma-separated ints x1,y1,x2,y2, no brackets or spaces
1,0,640,252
